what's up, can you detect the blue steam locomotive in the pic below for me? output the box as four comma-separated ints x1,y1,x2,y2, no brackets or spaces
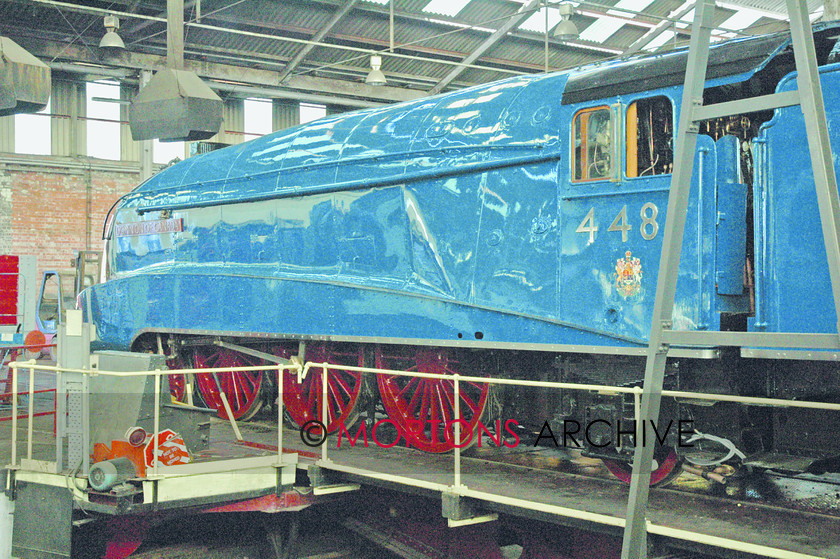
82,22,840,482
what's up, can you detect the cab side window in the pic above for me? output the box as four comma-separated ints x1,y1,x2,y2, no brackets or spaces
573,107,613,182
626,96,673,177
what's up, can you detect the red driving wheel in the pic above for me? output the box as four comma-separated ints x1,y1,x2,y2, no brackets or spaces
191,347,265,421
376,346,490,453
101,516,150,559
602,447,682,486
282,342,365,433
164,353,190,403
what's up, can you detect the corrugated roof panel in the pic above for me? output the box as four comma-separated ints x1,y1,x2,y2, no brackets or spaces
607,26,657,48
184,28,301,61
220,0,335,27
721,0,822,14
455,0,524,25
0,3,90,41
454,68,516,85
745,17,791,36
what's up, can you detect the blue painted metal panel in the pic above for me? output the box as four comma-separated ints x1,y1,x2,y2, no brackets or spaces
86,273,637,353
750,64,840,335
88,32,815,352
558,92,719,341
715,135,748,297
471,161,558,317
337,100,437,187
681,134,719,332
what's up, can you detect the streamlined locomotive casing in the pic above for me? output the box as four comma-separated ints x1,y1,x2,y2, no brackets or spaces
83,49,776,353
78,22,840,465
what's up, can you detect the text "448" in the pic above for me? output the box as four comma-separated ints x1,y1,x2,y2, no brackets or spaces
576,203,659,243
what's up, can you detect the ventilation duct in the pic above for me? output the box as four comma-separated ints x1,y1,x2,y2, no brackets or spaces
128,68,222,142
0,36,50,117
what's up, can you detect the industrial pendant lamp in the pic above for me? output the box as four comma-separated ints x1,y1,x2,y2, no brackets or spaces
366,54,387,86
99,14,125,50
553,3,579,40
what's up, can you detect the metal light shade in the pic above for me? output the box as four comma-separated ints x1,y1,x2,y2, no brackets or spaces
365,55,387,86
553,3,579,40
553,19,579,40
99,29,125,50
99,15,125,50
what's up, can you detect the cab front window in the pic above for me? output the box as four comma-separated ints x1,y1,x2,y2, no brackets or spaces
626,96,673,177
573,107,613,182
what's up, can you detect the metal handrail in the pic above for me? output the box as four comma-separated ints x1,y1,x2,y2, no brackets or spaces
4,357,838,559
8,357,840,473
304,361,838,559
302,360,840,411
6,360,301,477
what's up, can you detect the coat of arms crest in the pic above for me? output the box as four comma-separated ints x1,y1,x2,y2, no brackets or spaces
615,250,642,299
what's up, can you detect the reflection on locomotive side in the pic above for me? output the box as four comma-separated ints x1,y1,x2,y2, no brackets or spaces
83,23,840,485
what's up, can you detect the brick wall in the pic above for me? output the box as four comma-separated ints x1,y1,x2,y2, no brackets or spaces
0,154,141,276
0,162,11,254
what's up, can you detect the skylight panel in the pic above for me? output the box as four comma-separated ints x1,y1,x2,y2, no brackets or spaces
425,17,494,33
578,0,655,43
617,0,655,10
672,8,693,29
423,0,471,18
719,8,763,31
643,30,675,51
579,17,625,42
519,6,561,34
363,0,389,4
564,41,624,55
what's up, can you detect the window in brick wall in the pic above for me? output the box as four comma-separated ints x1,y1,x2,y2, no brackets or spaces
300,103,326,124
153,139,185,164
14,99,51,156
244,98,272,140
87,81,121,160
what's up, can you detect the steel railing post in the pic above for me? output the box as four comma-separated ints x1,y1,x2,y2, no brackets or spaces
11,365,17,467
153,368,161,477
454,374,461,490
27,364,34,460
277,365,284,462
322,364,329,463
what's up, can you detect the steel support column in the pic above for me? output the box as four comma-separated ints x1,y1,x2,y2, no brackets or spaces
621,1,716,556
277,0,360,84
428,0,541,95
167,0,184,70
621,0,840,557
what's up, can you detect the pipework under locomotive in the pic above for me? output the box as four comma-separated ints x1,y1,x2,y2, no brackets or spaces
82,22,840,484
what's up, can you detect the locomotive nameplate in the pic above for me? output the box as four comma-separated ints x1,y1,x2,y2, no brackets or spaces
115,218,184,237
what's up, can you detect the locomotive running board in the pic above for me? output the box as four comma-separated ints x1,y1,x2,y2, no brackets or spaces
622,1,840,558
142,328,721,360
